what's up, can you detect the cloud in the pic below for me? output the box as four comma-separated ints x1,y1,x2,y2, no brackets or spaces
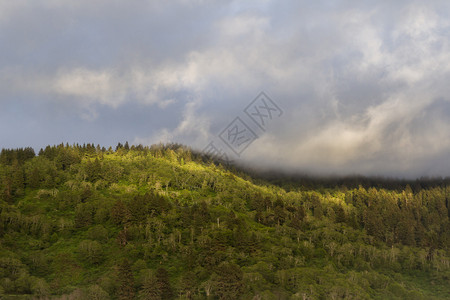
1,0,450,177
53,68,125,107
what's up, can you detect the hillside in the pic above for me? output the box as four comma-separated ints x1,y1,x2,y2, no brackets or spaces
0,143,449,299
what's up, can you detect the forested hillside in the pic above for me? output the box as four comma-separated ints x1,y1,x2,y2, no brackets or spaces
0,143,449,299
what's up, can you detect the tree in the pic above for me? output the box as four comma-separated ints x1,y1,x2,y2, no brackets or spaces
11,163,25,198
156,267,173,300
139,273,161,299
27,167,41,188
111,200,131,225
178,271,197,299
335,205,346,223
75,203,94,228
77,240,104,265
55,148,80,171
274,206,286,226
31,278,50,297
213,262,243,300
118,259,135,300
311,195,323,219
87,284,110,300
1,176,13,202
129,194,149,223
86,158,102,182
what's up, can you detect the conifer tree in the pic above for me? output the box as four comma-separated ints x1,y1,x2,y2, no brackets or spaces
118,259,135,300
156,267,173,300
139,273,160,299
213,262,243,300
28,167,41,188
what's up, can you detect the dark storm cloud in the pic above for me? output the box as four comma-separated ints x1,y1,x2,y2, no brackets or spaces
1,0,450,178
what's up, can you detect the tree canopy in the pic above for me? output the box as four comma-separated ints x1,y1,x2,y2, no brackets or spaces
0,143,448,299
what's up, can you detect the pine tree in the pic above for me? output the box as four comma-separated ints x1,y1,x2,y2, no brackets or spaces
118,259,135,300
1,176,12,202
335,205,346,223
86,158,102,182
111,200,131,225
213,262,243,300
28,167,41,188
139,273,160,300
11,163,25,198
156,267,173,300
179,271,196,299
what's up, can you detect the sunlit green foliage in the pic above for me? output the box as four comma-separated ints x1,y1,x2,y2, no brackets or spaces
0,143,449,299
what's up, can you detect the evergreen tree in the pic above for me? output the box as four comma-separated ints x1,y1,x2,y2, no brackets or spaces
12,163,25,197
139,273,161,300
111,200,130,225
179,271,196,299
213,262,243,300
86,158,102,182
335,205,346,223
118,259,135,300
27,167,41,188
155,267,173,300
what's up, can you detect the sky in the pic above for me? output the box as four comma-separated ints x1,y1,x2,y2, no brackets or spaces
1,0,450,178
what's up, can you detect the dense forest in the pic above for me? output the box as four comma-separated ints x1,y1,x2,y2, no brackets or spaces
0,143,449,299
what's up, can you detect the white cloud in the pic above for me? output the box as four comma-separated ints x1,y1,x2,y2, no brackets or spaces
53,68,125,107
2,0,450,177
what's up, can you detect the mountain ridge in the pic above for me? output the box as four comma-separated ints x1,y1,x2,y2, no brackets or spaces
0,143,448,299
